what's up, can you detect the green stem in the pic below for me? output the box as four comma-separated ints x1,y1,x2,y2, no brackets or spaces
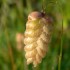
58,20,63,70
1,1,16,70
42,0,46,13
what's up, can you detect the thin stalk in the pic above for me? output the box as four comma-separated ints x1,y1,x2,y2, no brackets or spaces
1,1,16,70
56,1,64,70
42,0,46,13
58,20,63,70
4,27,16,70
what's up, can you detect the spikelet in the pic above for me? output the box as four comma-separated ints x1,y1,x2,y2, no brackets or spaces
24,11,53,67
16,33,24,51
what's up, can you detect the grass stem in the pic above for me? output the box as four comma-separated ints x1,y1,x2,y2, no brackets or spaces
58,20,63,70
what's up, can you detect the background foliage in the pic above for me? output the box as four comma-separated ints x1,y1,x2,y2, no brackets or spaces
0,0,70,70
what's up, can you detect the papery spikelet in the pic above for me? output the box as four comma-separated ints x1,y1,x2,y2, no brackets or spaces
16,33,24,51
24,11,53,67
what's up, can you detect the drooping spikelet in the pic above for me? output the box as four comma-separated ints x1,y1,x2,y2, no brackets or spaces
24,11,53,67
16,33,24,51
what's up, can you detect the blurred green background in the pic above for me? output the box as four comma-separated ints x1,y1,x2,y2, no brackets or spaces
0,0,70,70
